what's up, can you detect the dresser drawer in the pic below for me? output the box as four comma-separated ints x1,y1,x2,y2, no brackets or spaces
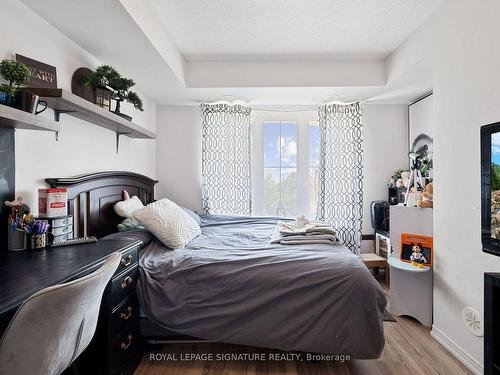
115,246,139,276
51,216,73,228
52,232,73,242
111,267,138,307
111,297,139,339
110,328,140,375
51,224,73,236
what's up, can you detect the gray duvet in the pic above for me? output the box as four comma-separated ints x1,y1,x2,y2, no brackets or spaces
125,215,386,358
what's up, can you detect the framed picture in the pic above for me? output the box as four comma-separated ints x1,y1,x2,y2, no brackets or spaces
400,233,433,267
408,92,433,170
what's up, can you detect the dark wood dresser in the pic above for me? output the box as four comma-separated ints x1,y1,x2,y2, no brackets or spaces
78,242,142,375
0,238,144,375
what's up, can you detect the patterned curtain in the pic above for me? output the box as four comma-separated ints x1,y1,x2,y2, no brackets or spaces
317,103,363,253
201,103,252,215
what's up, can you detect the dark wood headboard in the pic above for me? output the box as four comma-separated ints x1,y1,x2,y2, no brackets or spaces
46,171,157,238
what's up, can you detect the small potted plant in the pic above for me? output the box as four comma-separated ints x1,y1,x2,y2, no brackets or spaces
0,59,31,107
85,65,143,120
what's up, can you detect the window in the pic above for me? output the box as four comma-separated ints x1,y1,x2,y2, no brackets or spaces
253,114,320,218
263,121,298,216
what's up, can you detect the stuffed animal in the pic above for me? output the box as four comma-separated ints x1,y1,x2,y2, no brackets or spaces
395,171,411,189
417,182,433,208
401,171,411,189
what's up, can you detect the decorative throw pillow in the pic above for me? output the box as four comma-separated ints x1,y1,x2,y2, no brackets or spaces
132,198,201,248
182,207,201,224
114,196,144,219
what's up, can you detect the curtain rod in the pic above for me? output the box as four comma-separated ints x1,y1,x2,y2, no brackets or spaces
202,99,370,111
251,107,317,112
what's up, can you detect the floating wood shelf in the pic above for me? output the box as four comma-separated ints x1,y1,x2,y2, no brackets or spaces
0,104,60,133
24,88,156,140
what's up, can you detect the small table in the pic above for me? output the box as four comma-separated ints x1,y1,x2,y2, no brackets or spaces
388,256,433,327
360,253,389,284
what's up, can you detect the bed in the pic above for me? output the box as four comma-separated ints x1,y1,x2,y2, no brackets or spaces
46,171,387,359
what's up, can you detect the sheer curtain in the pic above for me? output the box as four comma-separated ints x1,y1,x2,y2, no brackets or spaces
201,103,252,215
317,103,363,253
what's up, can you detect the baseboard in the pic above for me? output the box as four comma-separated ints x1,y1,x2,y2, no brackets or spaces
430,326,483,375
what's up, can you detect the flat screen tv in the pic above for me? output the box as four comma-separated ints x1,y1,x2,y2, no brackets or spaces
481,121,500,256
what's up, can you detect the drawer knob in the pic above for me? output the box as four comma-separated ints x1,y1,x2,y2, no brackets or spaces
120,306,133,320
120,276,133,289
121,254,133,267
120,334,133,350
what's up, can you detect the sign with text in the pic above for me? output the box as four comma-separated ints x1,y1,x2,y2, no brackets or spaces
16,54,57,88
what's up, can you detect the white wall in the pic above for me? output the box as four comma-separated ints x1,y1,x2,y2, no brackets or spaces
1,0,157,214
186,59,386,88
362,104,408,234
156,105,202,211
431,0,500,371
155,104,408,237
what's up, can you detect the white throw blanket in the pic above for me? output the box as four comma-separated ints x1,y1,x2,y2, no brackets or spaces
271,216,338,245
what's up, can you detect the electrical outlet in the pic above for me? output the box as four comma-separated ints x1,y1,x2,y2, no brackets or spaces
462,307,483,337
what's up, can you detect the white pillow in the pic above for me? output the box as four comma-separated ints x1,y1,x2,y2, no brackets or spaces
114,196,144,219
132,198,201,249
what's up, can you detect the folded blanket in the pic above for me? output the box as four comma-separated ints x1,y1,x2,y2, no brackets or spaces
271,216,338,245
281,227,337,236
278,216,336,234
271,232,338,245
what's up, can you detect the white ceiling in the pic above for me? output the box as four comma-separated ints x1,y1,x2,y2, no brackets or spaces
20,0,441,106
147,0,443,59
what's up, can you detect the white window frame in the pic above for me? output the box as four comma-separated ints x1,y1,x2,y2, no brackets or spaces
251,110,318,217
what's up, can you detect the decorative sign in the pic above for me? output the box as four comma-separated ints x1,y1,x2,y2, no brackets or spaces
16,54,57,88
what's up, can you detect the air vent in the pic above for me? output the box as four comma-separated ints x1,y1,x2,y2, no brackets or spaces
462,307,483,337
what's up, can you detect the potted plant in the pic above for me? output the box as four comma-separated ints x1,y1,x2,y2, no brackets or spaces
85,65,143,120
0,59,31,107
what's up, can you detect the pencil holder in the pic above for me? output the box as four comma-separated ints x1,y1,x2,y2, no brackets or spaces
30,233,47,250
7,228,28,251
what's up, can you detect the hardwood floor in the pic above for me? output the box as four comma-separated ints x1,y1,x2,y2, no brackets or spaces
134,280,472,375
